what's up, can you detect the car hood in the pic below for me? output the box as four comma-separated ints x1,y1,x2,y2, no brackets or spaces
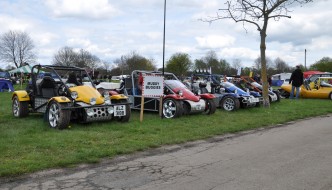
70,85,104,105
173,87,200,102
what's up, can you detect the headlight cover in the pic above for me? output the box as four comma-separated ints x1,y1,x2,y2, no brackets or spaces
103,91,109,98
71,91,78,99
107,106,114,114
104,96,111,105
86,108,94,116
90,97,96,105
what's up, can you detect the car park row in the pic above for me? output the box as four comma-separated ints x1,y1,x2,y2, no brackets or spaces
10,65,332,129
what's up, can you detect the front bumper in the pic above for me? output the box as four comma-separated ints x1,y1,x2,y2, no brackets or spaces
68,102,130,122
184,99,206,113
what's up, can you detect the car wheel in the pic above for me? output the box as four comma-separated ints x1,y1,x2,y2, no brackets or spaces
274,91,281,102
12,96,29,117
47,101,71,129
329,92,332,100
204,99,216,115
115,100,131,122
163,98,183,118
221,96,240,111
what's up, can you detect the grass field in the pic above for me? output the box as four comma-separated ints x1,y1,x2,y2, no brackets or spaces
1,88,332,177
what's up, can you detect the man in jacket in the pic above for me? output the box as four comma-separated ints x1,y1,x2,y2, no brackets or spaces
289,65,304,99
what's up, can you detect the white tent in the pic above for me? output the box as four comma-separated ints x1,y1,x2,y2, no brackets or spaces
8,65,33,74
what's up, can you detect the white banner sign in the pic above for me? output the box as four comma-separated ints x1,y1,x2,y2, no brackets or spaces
142,75,164,96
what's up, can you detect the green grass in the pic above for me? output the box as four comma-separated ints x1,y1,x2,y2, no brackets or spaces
1,87,332,177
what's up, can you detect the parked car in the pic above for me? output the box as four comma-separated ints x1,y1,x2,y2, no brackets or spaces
237,76,280,103
187,73,240,111
122,70,217,118
279,73,332,98
280,77,332,99
12,65,131,129
213,75,261,108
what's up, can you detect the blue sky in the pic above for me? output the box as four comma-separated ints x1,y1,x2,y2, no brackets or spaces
0,0,331,70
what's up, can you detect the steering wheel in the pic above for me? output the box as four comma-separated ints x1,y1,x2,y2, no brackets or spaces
58,84,68,96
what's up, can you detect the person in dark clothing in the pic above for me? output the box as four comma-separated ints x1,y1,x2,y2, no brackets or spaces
289,65,303,99
67,72,81,86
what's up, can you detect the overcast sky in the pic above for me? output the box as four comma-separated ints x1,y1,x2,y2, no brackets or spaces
0,0,331,70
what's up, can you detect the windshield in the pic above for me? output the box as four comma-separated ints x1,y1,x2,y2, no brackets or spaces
251,82,262,90
165,80,187,89
220,81,235,88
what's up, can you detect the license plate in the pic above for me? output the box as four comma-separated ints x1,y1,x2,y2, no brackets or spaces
249,98,259,103
195,105,201,110
114,105,126,116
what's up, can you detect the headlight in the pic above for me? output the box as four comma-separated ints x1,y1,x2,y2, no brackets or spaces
71,91,78,99
107,106,114,114
234,89,238,94
90,98,96,105
178,90,183,96
104,96,111,104
86,108,94,116
103,91,109,98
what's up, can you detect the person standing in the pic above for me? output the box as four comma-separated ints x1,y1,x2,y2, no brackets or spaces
289,65,303,99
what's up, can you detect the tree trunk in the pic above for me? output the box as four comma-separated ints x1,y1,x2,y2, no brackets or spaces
260,28,270,108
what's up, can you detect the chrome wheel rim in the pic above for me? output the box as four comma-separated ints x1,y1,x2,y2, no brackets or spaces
13,98,19,117
48,103,59,128
223,98,235,111
163,100,176,118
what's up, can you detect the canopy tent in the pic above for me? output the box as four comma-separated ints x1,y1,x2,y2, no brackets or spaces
8,65,33,74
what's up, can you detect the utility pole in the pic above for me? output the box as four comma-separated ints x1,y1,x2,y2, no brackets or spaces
304,49,307,71
162,0,166,75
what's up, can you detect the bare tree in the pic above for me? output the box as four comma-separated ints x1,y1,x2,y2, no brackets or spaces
274,57,290,73
53,46,77,66
254,56,273,70
76,49,100,69
53,47,100,69
205,0,312,107
232,59,242,70
0,30,36,68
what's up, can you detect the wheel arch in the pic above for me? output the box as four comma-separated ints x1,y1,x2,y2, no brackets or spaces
12,90,30,101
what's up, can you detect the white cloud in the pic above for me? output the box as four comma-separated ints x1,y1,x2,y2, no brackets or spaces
44,0,120,19
0,0,331,69
196,35,235,49
0,15,33,31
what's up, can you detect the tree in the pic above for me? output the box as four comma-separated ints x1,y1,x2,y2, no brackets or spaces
232,59,242,70
53,46,77,66
205,0,312,107
114,51,156,74
274,57,290,73
166,53,193,79
52,47,100,69
0,30,36,68
76,49,100,69
254,56,273,71
310,57,332,72
219,59,231,74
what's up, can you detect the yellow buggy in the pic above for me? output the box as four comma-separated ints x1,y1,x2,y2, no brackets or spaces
12,65,131,129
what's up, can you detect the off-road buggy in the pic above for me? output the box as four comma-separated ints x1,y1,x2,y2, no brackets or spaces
185,73,241,111
121,70,217,119
12,65,131,129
